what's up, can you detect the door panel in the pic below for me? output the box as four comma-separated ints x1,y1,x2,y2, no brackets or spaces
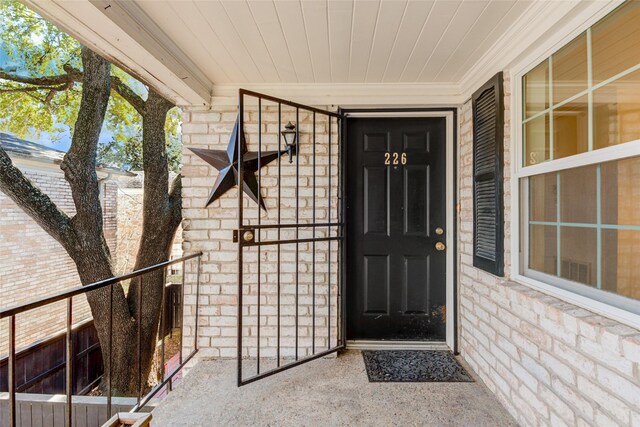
403,255,430,314
347,117,446,341
364,255,389,314
404,165,429,236
363,167,389,236
364,132,390,152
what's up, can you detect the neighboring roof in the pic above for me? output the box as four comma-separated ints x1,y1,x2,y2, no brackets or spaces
0,132,66,162
0,132,133,176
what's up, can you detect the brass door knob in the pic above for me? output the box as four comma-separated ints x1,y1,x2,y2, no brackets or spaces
243,230,255,242
435,227,444,235
435,242,446,251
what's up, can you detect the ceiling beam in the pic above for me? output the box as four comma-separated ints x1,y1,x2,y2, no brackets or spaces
211,82,465,108
23,0,212,107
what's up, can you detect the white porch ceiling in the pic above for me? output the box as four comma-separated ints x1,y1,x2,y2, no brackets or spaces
25,0,598,105
132,0,530,85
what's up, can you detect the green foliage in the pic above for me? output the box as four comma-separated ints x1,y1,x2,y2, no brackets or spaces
0,0,181,170
0,0,81,139
97,108,182,172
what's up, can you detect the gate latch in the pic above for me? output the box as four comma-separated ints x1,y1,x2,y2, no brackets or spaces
234,229,255,244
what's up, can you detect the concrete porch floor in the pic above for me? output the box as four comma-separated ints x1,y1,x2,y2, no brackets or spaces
151,350,516,426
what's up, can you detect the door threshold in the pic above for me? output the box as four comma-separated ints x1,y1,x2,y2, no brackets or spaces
346,340,450,351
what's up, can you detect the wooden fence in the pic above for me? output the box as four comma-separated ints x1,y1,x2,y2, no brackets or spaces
0,393,153,427
0,321,102,395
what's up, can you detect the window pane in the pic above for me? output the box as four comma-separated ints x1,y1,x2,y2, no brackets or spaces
529,173,557,222
552,33,588,105
529,224,557,275
592,0,640,84
524,114,549,166
524,60,549,118
553,95,589,159
560,227,597,287
559,165,597,224
601,157,640,226
602,229,640,300
593,70,640,150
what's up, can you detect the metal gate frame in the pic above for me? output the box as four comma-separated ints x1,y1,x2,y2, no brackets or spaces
236,89,345,386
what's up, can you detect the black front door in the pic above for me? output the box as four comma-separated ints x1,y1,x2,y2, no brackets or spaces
346,117,447,341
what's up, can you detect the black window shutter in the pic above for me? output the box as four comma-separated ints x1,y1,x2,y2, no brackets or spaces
472,72,504,276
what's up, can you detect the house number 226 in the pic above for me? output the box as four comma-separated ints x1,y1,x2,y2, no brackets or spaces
384,152,407,165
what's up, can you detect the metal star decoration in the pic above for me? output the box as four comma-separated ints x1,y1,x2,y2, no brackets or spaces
190,119,283,210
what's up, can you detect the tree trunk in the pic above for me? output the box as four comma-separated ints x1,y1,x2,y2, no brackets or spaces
0,47,182,396
125,89,182,391
54,48,137,395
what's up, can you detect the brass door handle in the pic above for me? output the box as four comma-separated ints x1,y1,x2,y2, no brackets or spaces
243,230,255,243
435,242,446,251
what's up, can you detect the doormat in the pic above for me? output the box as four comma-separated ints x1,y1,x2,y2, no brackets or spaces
362,350,474,382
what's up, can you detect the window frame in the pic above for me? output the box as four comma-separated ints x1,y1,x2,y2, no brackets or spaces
510,0,640,329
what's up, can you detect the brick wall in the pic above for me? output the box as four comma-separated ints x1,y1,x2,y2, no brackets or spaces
458,73,640,426
180,101,340,363
0,166,117,354
115,187,183,275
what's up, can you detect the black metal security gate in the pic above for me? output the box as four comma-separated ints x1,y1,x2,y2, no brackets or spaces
236,89,344,385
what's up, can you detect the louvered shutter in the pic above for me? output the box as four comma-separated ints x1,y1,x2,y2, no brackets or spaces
472,72,504,276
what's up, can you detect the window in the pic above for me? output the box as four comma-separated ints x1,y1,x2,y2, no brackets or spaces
519,1,640,308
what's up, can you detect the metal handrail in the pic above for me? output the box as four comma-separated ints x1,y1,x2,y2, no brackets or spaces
2,252,203,427
0,252,202,319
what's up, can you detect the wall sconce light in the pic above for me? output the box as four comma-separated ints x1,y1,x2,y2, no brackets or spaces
281,121,297,163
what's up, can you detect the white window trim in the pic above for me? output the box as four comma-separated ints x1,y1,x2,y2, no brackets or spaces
509,0,640,330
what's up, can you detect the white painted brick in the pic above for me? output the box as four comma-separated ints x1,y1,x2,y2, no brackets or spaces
539,351,575,385
622,334,640,363
596,365,640,407
551,378,594,420
518,383,549,418
577,336,634,377
539,385,575,425
577,376,631,425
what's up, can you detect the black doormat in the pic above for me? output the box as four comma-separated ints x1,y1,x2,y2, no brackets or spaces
362,350,474,382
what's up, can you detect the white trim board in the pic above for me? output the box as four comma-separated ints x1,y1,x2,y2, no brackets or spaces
213,83,464,108
346,341,449,351
344,110,456,351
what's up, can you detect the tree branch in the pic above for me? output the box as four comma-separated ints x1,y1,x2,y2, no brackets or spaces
0,69,146,116
0,69,79,86
0,84,68,93
0,145,75,247
61,47,111,252
110,75,145,116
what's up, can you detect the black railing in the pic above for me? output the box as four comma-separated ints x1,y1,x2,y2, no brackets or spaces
0,252,202,427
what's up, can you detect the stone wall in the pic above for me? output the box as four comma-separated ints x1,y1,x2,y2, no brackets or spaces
458,73,640,427
180,100,340,368
0,167,117,354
